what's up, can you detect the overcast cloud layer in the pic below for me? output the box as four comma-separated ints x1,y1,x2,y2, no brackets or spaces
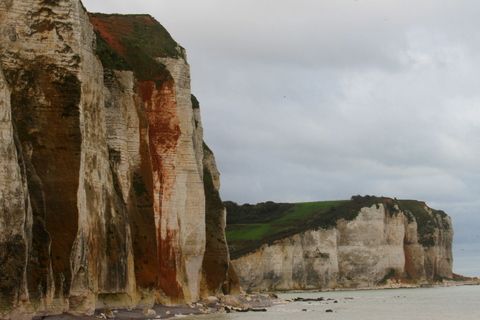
83,0,480,276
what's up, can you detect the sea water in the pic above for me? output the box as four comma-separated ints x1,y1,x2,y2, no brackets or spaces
184,285,480,320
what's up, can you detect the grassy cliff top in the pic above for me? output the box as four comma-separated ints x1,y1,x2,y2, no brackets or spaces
89,13,184,81
226,196,449,259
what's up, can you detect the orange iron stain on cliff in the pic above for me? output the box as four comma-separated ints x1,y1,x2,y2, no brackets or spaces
139,79,183,299
89,15,133,56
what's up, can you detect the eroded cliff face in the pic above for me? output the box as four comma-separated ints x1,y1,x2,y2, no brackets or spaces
0,1,236,318
201,143,241,296
232,202,453,292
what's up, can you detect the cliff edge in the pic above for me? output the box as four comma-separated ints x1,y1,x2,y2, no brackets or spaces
227,196,453,292
0,1,237,318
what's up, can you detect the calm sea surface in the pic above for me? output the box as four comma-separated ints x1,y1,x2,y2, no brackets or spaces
184,286,480,320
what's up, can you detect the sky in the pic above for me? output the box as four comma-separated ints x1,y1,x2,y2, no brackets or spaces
82,0,480,276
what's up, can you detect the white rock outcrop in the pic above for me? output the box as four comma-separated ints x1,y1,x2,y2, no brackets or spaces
233,204,453,292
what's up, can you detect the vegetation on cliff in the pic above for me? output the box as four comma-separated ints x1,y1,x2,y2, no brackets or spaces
89,13,183,81
226,196,450,259
398,200,449,247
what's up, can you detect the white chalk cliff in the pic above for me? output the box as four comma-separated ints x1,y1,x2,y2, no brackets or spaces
0,1,238,318
230,199,453,292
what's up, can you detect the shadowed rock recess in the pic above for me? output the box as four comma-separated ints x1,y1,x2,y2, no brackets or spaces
0,1,238,318
227,196,454,292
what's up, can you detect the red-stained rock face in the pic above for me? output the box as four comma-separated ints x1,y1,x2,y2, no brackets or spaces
90,15,131,56
139,80,181,153
157,229,183,299
139,79,183,299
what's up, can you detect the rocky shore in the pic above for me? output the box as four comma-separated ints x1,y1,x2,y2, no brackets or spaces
32,294,276,320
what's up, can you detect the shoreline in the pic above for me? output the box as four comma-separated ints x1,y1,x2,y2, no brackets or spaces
33,280,480,319
272,278,480,295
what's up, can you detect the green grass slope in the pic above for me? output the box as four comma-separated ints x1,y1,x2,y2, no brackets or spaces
226,196,449,259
